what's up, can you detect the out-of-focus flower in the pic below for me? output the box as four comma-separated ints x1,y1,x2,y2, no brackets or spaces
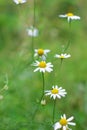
45,85,67,100
53,114,76,130
41,99,46,105
55,54,71,59
13,0,26,4
27,26,38,37
34,49,50,60
0,95,3,100
59,13,80,22
32,61,53,73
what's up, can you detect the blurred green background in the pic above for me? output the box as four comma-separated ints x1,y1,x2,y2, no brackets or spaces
0,0,87,130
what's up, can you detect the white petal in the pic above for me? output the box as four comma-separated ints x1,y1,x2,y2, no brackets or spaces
45,92,51,96
34,68,40,72
55,54,60,58
53,122,62,130
56,94,61,99
63,126,67,130
46,67,53,72
63,114,66,119
67,116,74,122
59,14,67,18
68,122,76,126
53,95,56,100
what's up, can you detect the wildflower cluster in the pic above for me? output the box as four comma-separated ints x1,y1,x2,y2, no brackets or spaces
12,0,81,130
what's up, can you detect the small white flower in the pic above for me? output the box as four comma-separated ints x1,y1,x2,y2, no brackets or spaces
55,54,71,59
27,26,38,37
41,99,46,105
59,12,80,22
53,114,76,130
34,49,50,60
32,61,53,73
45,85,67,100
13,0,26,4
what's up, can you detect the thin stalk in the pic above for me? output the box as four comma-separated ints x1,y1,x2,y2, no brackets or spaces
42,72,45,98
31,35,34,60
52,99,56,124
32,72,45,119
60,59,63,68
31,0,36,60
63,39,71,53
33,0,36,27
64,20,72,52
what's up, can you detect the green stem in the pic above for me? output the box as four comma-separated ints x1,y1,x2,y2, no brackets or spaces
69,19,71,28
60,59,63,68
33,0,36,27
42,72,45,98
31,0,36,60
52,99,56,124
32,72,45,119
64,20,72,52
63,39,71,53
31,34,34,60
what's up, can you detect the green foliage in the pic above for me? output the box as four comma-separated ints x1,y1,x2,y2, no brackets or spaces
0,0,87,130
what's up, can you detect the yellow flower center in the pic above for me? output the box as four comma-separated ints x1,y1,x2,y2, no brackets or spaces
59,118,67,126
67,13,74,17
51,88,58,94
18,0,22,3
39,61,46,68
60,55,64,58
38,49,44,56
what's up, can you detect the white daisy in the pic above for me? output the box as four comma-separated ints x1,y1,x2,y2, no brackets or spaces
53,114,76,130
55,54,71,59
59,12,80,22
34,49,50,60
13,0,26,4
45,85,67,100
27,26,38,37
32,61,53,73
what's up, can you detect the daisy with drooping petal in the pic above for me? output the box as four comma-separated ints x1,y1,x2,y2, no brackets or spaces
55,54,71,59
59,12,80,23
45,85,67,100
13,0,26,4
32,61,53,73
27,26,38,37
53,114,76,130
34,49,50,60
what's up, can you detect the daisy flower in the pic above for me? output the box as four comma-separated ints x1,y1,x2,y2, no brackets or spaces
53,114,76,130
27,26,38,37
13,0,26,4
32,61,53,73
55,54,71,59
34,49,50,60
45,85,67,100
59,12,80,22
